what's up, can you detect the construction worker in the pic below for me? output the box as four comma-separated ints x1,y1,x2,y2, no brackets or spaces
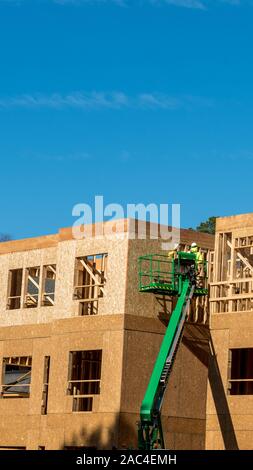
167,242,179,260
190,242,204,281
190,242,203,263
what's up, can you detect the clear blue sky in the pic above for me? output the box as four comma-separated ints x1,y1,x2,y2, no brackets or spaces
0,0,253,239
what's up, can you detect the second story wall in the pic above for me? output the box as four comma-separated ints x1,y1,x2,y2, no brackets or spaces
0,221,129,327
0,219,215,327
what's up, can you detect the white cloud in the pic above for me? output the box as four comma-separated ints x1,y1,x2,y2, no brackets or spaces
138,93,181,109
0,0,127,4
53,0,245,5
0,90,214,110
20,150,92,162
0,92,127,109
154,0,206,9
0,0,247,7
152,0,248,7
53,0,126,5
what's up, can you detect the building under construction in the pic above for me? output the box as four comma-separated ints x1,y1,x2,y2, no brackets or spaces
0,214,252,450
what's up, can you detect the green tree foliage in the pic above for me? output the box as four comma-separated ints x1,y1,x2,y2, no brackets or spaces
196,216,217,235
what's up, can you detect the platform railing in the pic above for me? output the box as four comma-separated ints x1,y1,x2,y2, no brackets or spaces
138,253,208,296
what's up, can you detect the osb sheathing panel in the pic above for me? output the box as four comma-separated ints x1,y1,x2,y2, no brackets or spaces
0,314,124,340
124,314,165,335
0,416,28,447
120,328,164,414
74,236,128,317
54,240,76,320
26,429,41,450
0,221,213,327
0,400,29,416
172,429,205,450
205,431,225,450
43,328,123,415
163,342,208,420
0,218,213,254
206,430,253,451
216,213,253,232
0,234,128,327
232,227,253,237
0,313,209,449
62,412,119,449
206,329,229,416
0,323,51,340
120,323,208,449
28,337,51,416
127,219,214,250
125,239,166,318
206,387,253,445
0,235,59,255
161,416,206,450
211,312,253,331
0,323,124,449
233,431,253,450
229,326,253,349
227,396,253,415
207,213,253,449
206,412,253,431
0,219,214,449
0,413,120,450
0,220,128,255
0,247,57,327
2,338,33,356
117,412,206,450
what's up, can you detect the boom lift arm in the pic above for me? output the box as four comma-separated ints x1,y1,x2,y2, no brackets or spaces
138,279,195,449
137,252,207,449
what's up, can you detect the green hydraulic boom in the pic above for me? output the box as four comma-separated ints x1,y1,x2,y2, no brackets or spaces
137,251,208,449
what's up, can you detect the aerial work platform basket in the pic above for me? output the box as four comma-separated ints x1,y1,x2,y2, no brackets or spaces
138,252,208,297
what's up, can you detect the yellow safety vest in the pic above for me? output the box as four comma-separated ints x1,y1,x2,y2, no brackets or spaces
168,250,176,260
190,247,203,264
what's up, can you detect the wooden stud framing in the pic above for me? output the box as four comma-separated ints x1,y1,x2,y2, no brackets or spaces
210,230,253,313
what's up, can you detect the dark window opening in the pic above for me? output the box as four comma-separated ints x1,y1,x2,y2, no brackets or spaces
24,267,40,308
1,356,32,398
78,300,98,316
7,269,23,310
41,356,50,415
73,396,93,412
67,350,102,412
73,254,107,316
7,265,56,310
42,265,56,306
228,348,253,395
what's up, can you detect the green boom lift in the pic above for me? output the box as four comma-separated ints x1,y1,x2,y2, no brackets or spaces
137,251,208,449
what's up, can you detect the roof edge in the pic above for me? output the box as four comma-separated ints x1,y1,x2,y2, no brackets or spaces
0,218,214,254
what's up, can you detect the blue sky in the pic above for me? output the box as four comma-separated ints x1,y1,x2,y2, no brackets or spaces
0,0,253,239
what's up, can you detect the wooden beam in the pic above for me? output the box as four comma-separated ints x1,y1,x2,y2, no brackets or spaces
227,240,253,273
79,259,105,294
